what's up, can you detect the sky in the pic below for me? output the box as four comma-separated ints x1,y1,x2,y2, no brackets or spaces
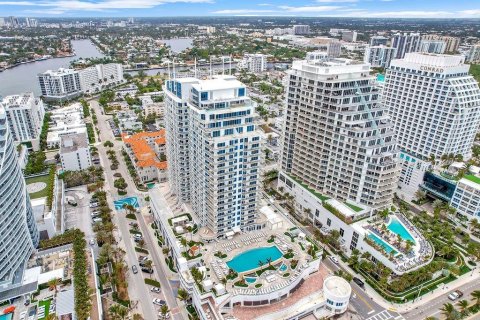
0,0,480,18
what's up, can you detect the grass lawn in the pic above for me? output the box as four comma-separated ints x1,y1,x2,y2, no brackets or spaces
464,174,480,185
25,174,51,199
345,202,363,212
37,299,51,320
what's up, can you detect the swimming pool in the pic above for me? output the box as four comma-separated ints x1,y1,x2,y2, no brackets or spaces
245,277,257,284
387,217,415,243
114,196,139,210
0,313,13,320
227,246,283,273
368,233,397,255
279,263,288,272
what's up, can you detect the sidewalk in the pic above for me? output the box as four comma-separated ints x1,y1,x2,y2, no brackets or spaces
337,256,480,313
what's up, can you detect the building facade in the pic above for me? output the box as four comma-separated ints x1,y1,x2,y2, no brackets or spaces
342,30,357,42
1,92,45,147
370,36,389,47
60,132,92,171
364,45,397,68
280,58,399,211
419,40,446,54
383,53,480,198
164,75,263,236
38,68,82,102
466,44,480,64
293,25,310,35
421,34,460,53
0,107,39,294
391,33,421,59
239,54,267,73
78,63,124,94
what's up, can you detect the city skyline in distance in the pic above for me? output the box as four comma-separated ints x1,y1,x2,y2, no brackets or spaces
0,0,479,18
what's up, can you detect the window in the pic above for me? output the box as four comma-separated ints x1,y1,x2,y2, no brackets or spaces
213,131,220,137
201,92,208,101
238,87,245,97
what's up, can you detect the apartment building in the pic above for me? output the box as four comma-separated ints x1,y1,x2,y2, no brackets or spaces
383,53,480,200
391,33,421,59
364,45,397,68
342,30,357,42
466,44,480,64
78,63,124,94
239,53,267,73
1,92,45,148
47,103,87,148
122,130,167,183
293,25,310,35
38,68,82,102
280,57,399,211
0,107,39,295
421,34,460,53
60,133,92,171
370,36,389,46
419,40,446,54
164,75,263,236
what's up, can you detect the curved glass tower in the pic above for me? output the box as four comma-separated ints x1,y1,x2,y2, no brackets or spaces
0,107,39,292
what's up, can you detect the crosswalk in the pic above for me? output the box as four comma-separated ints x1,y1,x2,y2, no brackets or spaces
366,310,405,320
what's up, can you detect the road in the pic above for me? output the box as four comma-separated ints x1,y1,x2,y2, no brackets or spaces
89,100,183,320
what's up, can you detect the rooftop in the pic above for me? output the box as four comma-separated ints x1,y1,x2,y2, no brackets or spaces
122,130,167,169
60,132,89,153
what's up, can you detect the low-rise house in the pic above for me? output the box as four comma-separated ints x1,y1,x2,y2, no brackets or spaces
122,130,167,183
47,103,87,149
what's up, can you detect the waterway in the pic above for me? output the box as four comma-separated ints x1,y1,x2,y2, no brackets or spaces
0,39,104,97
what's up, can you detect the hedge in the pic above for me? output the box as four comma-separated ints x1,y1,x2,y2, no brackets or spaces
72,229,92,320
135,247,149,254
144,278,161,287
126,213,137,220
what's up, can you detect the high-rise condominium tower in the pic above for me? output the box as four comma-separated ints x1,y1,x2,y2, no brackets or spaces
0,107,39,293
280,57,399,210
164,75,263,235
383,53,480,198
391,33,421,59
1,92,45,144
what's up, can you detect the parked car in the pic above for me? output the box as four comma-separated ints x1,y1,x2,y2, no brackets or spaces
141,267,154,274
353,277,364,287
92,217,102,224
139,260,151,267
89,202,99,208
89,239,96,246
448,290,463,301
329,256,339,264
91,211,101,217
151,287,161,293
132,265,138,274
138,255,149,262
152,298,166,306
19,311,27,320
67,200,77,206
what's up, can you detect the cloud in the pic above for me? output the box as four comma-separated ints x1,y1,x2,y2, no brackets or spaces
278,5,343,13
0,0,214,13
212,9,276,14
459,9,480,16
257,3,273,6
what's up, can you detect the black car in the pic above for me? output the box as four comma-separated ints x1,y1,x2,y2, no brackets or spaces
141,267,154,274
353,277,364,287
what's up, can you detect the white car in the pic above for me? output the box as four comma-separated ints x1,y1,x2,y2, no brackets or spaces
153,298,166,306
151,287,161,293
329,256,339,264
89,239,96,246
19,311,27,320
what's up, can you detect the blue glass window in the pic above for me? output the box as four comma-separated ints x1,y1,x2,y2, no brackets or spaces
238,88,245,97
201,92,208,101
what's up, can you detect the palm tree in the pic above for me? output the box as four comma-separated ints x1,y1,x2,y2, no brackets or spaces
457,299,469,316
258,260,264,268
144,260,154,278
266,257,272,267
440,303,458,320
177,288,190,303
220,277,227,286
109,305,122,320
429,154,436,166
48,278,60,295
471,290,480,305
180,237,188,252
160,305,170,319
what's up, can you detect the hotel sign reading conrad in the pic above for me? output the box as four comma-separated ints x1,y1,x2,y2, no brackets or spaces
420,65,444,73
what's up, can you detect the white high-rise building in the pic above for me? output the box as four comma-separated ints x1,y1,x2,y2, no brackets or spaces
79,63,124,94
1,92,45,146
342,30,357,42
280,58,399,210
38,68,82,102
391,33,421,59
0,107,39,294
422,34,460,53
364,45,397,68
164,75,263,235
466,44,480,64
239,53,267,73
419,40,446,54
60,133,92,171
383,53,480,199
293,25,310,35
370,36,389,46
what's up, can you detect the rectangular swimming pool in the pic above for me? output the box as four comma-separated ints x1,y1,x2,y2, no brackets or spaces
368,233,397,255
